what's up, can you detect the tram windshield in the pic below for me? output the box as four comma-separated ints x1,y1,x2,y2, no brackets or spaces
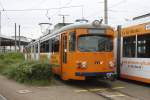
78,35,113,52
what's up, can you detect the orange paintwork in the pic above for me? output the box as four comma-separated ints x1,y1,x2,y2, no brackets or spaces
121,74,150,84
51,28,115,80
40,53,48,62
121,22,150,37
106,28,114,36
51,53,61,75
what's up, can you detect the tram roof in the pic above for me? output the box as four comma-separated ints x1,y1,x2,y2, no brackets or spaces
122,15,150,28
27,21,113,46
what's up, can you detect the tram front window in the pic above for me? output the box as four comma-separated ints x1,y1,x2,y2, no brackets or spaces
78,35,113,52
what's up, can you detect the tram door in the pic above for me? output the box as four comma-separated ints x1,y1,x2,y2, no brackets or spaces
61,33,68,80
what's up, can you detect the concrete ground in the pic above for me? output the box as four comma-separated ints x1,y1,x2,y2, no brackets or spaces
0,95,7,100
0,75,150,100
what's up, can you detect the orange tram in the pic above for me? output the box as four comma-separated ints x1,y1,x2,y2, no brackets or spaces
25,20,116,80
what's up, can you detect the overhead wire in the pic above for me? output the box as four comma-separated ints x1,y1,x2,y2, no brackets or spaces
0,0,13,23
109,0,127,8
44,0,73,23
0,4,83,23
45,10,51,22
0,0,82,24
0,0,4,11
0,5,83,12
63,0,73,7
30,0,48,8
0,0,14,37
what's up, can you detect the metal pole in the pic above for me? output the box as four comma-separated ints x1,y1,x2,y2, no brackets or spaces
0,11,1,52
10,40,11,52
62,15,65,23
117,25,121,78
15,23,17,52
59,14,69,23
81,5,84,19
104,0,108,24
19,25,21,52
0,11,1,34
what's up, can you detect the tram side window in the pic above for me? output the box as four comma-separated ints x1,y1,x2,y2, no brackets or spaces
45,40,49,52
49,39,52,52
52,36,59,52
40,40,50,53
123,36,136,57
32,45,34,53
35,44,38,53
40,42,44,53
69,32,76,51
137,34,150,58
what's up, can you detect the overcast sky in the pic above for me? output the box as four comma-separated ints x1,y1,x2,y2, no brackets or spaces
0,0,150,39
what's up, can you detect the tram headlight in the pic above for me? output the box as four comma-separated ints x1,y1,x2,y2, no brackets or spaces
108,61,115,68
81,61,88,69
76,61,88,69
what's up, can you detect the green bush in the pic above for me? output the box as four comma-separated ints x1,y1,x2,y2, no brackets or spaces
0,52,25,74
4,52,24,60
0,52,24,64
0,54,4,60
5,61,52,84
0,53,52,86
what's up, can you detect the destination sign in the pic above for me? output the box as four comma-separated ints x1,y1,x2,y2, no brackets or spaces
145,24,150,30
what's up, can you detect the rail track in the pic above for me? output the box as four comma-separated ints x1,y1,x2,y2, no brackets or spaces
68,79,143,100
75,86,142,100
